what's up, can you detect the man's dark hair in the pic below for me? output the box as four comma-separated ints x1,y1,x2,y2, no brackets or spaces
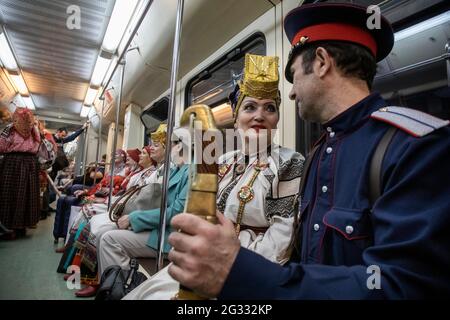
300,41,377,89
57,127,68,133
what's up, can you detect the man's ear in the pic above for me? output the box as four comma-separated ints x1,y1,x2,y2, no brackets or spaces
172,143,182,154
314,47,332,78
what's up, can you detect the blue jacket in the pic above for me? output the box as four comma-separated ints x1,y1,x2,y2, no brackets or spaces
219,93,450,299
128,164,188,253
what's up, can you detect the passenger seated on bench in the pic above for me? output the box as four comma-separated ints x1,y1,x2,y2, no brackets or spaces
83,134,188,298
123,54,304,300
68,162,105,194
69,141,164,297
52,149,127,243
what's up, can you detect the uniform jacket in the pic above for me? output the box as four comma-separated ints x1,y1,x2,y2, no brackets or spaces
219,93,450,299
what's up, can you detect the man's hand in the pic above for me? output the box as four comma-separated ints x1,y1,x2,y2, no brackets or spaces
117,215,130,230
82,121,89,130
168,211,240,298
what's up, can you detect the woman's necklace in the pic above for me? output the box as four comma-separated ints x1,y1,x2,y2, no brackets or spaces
234,161,268,235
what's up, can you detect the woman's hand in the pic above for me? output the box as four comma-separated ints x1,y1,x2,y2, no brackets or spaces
117,215,130,230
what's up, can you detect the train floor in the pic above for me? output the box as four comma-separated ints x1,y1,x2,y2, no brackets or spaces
0,212,91,300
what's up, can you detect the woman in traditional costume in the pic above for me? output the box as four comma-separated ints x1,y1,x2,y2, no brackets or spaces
0,108,41,238
62,125,168,297
123,53,304,299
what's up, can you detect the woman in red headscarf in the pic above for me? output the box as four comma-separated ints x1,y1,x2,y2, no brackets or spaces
0,107,41,238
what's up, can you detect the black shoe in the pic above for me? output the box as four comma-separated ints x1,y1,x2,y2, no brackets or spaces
0,223,13,234
0,231,16,240
15,228,26,237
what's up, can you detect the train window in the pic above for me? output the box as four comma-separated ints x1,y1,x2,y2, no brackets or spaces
385,86,450,120
295,0,449,155
140,96,169,144
185,32,266,128
296,119,322,158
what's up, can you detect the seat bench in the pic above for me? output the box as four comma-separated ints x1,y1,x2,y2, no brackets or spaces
137,257,170,277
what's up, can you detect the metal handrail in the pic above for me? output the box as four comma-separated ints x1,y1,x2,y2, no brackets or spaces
156,0,185,271
99,0,154,100
107,58,126,210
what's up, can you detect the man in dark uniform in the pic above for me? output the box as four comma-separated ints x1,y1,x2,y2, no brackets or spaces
167,3,450,299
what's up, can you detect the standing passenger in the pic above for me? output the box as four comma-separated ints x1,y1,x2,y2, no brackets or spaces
50,124,87,180
0,108,41,238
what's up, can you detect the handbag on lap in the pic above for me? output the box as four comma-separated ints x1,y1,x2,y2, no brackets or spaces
109,183,162,223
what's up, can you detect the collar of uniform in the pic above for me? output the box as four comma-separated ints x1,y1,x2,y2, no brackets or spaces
322,92,385,134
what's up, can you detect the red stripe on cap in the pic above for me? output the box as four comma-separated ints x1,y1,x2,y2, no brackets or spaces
292,23,377,57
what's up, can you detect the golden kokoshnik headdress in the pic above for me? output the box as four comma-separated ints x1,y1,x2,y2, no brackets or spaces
229,53,281,119
150,123,167,146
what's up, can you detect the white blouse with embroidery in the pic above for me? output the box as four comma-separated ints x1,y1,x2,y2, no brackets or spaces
122,145,304,300
217,145,303,263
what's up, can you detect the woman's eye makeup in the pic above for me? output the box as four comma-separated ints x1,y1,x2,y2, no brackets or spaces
242,103,276,113
266,104,276,112
243,104,256,111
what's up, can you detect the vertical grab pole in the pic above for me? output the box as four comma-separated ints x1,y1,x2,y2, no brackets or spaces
81,121,90,186
156,0,184,271
107,58,126,210
446,42,450,87
94,98,105,185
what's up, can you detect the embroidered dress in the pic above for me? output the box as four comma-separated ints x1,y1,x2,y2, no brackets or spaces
56,163,136,273
217,146,303,263
0,126,41,229
122,145,304,300
57,166,164,283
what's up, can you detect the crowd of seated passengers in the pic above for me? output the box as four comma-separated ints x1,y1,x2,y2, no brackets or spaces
52,149,136,243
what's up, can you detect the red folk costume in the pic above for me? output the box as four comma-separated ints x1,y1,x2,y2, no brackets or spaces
0,108,41,230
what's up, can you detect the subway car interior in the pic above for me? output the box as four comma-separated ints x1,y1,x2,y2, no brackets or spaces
0,0,449,300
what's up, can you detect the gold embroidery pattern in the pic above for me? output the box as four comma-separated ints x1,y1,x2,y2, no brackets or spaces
234,162,268,235
234,54,280,117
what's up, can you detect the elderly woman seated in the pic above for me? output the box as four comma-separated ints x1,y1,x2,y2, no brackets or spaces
52,149,128,243
58,125,166,296
73,127,187,297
